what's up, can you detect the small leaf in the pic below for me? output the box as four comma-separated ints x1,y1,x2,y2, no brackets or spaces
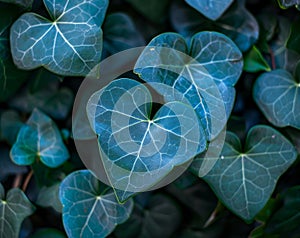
135,31,243,139
36,183,63,213
244,46,271,72
191,125,298,221
59,170,133,238
10,108,69,168
0,183,35,238
87,78,206,202
253,69,300,129
10,0,109,76
185,0,234,21
0,0,33,9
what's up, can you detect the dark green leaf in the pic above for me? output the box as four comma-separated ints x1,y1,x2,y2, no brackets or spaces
191,125,298,221
10,0,109,76
0,0,33,9
253,69,300,129
244,46,271,72
31,228,66,238
0,110,23,145
36,183,62,213
0,183,35,238
10,108,69,168
59,170,133,238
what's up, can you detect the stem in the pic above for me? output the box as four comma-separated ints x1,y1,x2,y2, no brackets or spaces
269,46,276,70
22,170,33,192
12,174,23,188
203,202,224,228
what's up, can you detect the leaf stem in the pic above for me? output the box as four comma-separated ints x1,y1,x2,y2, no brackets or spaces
22,170,33,192
12,174,23,188
269,46,276,70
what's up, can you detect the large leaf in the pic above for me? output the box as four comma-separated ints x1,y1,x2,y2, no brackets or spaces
10,0,108,76
59,170,133,238
253,69,300,129
114,194,181,238
135,31,243,140
0,183,35,238
87,78,206,202
191,125,298,221
10,108,69,168
171,0,259,52
184,0,234,21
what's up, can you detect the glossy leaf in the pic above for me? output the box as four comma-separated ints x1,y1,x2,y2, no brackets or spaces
87,78,206,202
114,194,181,238
253,69,300,129
36,183,63,213
103,13,145,57
10,108,69,168
135,32,243,139
0,183,35,238
10,0,109,76
59,170,133,238
0,0,33,9
191,125,298,221
185,0,234,21
244,46,271,72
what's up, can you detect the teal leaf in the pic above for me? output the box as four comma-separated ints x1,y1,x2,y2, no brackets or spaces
0,110,23,145
244,46,271,72
253,69,300,129
59,170,133,238
171,0,259,52
0,183,35,238
10,0,109,76
103,13,145,57
87,78,206,202
135,32,243,140
10,108,69,168
31,228,66,238
114,194,181,238
36,183,63,213
0,0,33,9
191,125,298,221
278,0,300,8
185,0,234,21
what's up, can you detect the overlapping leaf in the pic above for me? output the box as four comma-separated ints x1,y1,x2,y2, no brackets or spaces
87,78,206,202
10,0,108,76
191,125,297,221
135,31,243,140
10,108,69,168
59,170,133,238
185,0,234,21
253,69,300,129
0,183,35,238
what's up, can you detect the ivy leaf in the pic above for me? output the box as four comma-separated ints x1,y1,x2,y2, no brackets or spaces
114,194,181,238
36,183,63,213
10,0,109,76
59,170,133,238
102,13,145,57
0,183,35,238
191,125,298,221
278,0,300,8
184,0,234,21
87,78,206,202
171,0,259,52
0,0,33,9
135,32,243,140
10,108,69,168
253,69,300,129
244,46,271,72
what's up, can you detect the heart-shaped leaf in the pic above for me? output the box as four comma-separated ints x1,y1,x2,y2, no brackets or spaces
36,183,62,213
190,125,298,221
185,0,234,21
0,183,35,238
10,108,69,168
253,69,300,129
59,170,133,238
10,0,108,76
87,78,206,202
135,31,243,140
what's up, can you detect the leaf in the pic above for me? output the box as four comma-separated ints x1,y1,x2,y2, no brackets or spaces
278,0,300,8
125,0,171,23
59,170,133,238
244,46,271,72
10,0,109,76
191,125,298,221
10,108,69,168
135,31,243,140
0,183,35,238
36,183,63,213
171,0,259,52
114,194,181,238
184,0,234,21
87,78,206,202
0,110,23,145
253,69,300,129
0,0,33,9
31,228,66,238
102,13,145,57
